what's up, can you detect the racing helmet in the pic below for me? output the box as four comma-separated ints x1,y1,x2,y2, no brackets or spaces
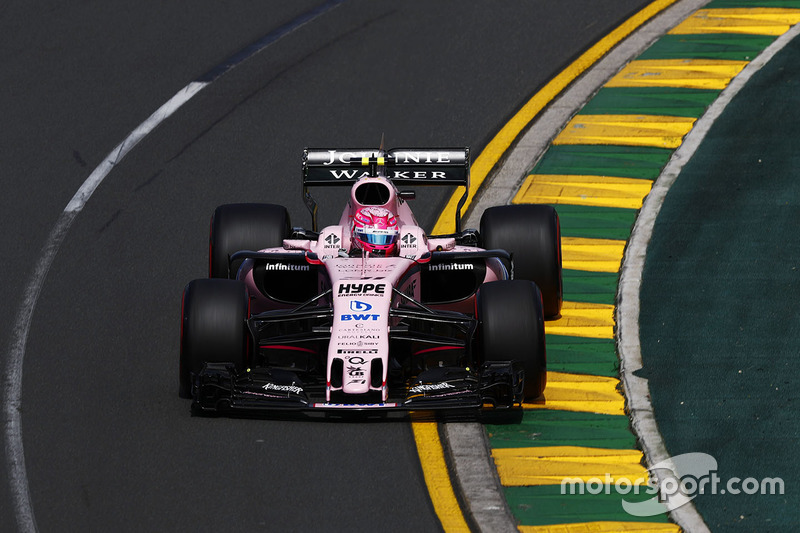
351,207,399,255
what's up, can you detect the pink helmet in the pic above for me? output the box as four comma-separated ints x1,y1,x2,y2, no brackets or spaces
352,207,399,255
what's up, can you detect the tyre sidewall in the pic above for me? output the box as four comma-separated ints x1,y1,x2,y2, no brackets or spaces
480,204,562,318
477,280,546,399
179,278,249,397
209,203,290,278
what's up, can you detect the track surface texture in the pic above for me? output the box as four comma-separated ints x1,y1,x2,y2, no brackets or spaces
640,33,800,531
0,1,651,531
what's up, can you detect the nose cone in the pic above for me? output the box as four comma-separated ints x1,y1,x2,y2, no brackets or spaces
342,361,370,394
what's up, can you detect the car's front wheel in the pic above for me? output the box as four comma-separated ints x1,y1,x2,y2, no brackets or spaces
477,280,546,400
179,278,249,398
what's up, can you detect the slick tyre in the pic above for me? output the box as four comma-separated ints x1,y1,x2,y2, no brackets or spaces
179,279,249,398
480,204,562,318
477,280,546,400
209,203,291,279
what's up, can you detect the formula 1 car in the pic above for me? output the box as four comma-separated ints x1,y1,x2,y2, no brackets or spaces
179,148,561,413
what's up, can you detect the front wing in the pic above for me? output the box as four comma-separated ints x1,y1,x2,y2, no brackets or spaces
190,360,523,414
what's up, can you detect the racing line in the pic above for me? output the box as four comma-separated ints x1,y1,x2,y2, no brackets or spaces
1,2,347,532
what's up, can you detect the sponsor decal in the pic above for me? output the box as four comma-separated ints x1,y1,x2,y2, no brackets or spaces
347,366,365,377
334,264,395,273
338,283,386,295
328,169,371,180
262,383,303,394
349,300,372,312
391,151,454,164
336,326,381,335
341,314,380,321
324,234,341,247
336,334,380,340
390,170,447,180
265,263,310,271
315,150,457,167
337,341,378,347
401,234,417,245
429,263,473,271
336,350,379,356
409,382,455,394
313,403,398,408
319,150,373,166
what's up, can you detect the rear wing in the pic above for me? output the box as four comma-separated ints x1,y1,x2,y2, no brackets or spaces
302,148,470,233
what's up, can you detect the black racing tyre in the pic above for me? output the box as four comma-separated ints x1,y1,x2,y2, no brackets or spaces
480,204,562,318
477,280,546,400
209,203,291,279
179,278,249,398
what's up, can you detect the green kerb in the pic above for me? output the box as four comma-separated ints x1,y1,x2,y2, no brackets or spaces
505,485,673,526
532,145,672,180
581,87,720,118
486,409,634,449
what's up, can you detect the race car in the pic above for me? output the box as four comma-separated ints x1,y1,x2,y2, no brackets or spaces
179,147,562,413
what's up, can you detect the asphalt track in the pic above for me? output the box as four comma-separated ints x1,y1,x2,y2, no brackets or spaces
0,1,653,531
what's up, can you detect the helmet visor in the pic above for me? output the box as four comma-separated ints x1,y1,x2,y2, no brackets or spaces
354,229,397,247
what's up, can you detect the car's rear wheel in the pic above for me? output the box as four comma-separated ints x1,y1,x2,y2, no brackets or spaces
477,280,546,400
209,203,291,279
480,204,562,318
179,278,249,398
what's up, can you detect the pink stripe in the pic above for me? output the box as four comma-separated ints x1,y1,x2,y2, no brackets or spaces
413,346,461,356
259,345,316,354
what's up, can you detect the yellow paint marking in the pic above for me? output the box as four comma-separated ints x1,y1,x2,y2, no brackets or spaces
670,8,800,36
553,114,695,149
493,445,646,486
606,58,748,90
411,420,471,532
546,301,615,339
561,236,625,274
524,371,624,416
519,522,680,532
512,174,653,209
432,0,682,234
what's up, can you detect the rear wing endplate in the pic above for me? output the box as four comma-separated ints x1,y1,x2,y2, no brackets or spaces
302,148,470,233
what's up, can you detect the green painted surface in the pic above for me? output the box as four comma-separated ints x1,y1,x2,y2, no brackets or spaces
546,335,618,378
504,485,673,526
562,269,618,306
553,204,637,241
639,34,776,61
532,145,672,179
487,410,635,449
580,87,720,117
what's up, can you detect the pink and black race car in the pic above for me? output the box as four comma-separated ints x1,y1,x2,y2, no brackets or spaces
179,148,561,413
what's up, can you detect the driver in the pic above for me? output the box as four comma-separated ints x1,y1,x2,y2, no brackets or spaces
351,206,399,256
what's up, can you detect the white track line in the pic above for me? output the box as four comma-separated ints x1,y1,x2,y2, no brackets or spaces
2,3,344,532
617,21,800,533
